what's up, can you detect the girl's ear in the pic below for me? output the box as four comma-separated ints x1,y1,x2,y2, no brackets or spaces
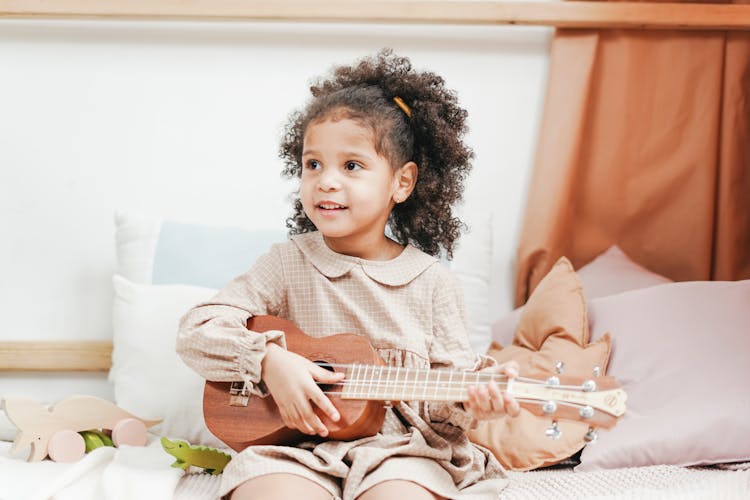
393,161,418,203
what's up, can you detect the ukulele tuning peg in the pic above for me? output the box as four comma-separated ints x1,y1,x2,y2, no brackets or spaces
545,421,561,440
555,361,565,374
542,400,558,415
579,405,594,419
582,379,597,392
546,376,560,387
584,427,598,443
592,365,601,377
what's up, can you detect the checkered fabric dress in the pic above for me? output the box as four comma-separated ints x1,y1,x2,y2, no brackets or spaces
177,231,507,499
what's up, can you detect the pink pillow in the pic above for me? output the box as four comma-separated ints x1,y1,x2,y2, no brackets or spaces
492,246,672,348
576,246,672,299
577,279,750,470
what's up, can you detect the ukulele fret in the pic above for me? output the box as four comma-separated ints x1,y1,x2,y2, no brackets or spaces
349,364,361,398
402,367,410,401
395,366,402,402
362,366,375,399
387,366,395,402
377,366,383,400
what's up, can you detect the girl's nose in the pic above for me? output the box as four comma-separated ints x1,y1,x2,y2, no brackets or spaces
318,168,341,191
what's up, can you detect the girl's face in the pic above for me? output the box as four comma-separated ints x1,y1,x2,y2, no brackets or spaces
300,117,414,259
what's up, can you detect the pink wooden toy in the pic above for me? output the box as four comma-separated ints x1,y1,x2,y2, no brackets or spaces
1,395,161,462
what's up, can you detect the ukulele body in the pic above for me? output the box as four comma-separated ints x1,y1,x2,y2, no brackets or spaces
203,316,387,451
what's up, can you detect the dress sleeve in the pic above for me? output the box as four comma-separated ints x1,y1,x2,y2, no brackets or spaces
427,268,496,431
176,245,287,397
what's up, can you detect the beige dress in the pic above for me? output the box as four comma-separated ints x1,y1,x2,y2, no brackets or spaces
176,231,508,500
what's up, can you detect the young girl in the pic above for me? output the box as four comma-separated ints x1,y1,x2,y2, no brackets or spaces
177,49,520,500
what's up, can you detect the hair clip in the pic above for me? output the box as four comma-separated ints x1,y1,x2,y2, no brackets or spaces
393,96,412,118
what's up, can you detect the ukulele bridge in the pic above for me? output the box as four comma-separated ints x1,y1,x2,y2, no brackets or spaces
228,381,250,407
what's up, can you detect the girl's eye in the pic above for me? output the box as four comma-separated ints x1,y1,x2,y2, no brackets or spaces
345,161,362,171
306,160,321,170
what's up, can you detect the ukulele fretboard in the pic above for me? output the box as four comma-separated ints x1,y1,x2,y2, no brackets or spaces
339,364,503,402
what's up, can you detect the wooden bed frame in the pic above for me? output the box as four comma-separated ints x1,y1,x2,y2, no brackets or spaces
2,1,750,30
1,0,749,373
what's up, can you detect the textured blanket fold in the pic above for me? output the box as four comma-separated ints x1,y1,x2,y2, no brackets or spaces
0,437,182,500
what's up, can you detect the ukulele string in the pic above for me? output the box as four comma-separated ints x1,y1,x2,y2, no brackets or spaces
319,378,592,392
315,363,510,387
314,392,595,413
314,363,592,392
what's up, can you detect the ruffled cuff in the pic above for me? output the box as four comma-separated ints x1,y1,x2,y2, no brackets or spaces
237,329,286,397
471,353,497,371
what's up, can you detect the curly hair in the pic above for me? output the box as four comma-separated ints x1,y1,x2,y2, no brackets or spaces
279,48,473,258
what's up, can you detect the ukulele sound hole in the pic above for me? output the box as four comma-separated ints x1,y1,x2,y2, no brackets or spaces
314,361,337,393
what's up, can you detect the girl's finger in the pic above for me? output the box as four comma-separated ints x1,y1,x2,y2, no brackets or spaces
279,408,295,430
487,381,505,416
468,386,480,411
310,387,340,423
291,404,317,435
287,409,305,432
463,386,474,411
300,400,328,436
477,386,492,413
312,365,346,383
504,391,521,417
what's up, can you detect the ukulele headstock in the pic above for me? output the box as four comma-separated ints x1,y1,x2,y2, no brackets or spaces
510,372,627,441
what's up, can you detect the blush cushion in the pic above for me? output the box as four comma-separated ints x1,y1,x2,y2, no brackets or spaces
577,279,750,470
576,245,672,300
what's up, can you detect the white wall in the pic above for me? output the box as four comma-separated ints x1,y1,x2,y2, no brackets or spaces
0,19,551,403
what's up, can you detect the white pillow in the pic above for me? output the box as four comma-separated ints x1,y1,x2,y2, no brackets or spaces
451,210,493,354
114,211,163,284
110,274,224,448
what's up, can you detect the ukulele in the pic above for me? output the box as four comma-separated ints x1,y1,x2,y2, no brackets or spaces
203,316,627,452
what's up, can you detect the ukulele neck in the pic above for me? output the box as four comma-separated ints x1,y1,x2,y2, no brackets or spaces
338,364,626,417
340,364,492,402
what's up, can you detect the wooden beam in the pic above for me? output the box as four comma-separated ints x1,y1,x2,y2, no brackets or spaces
0,1,749,30
0,341,112,372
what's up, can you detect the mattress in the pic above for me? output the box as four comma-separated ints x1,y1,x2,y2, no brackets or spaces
173,460,750,500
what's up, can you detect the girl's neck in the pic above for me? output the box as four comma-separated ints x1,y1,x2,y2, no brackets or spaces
322,233,404,261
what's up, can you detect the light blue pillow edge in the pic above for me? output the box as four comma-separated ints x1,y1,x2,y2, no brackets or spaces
152,221,287,289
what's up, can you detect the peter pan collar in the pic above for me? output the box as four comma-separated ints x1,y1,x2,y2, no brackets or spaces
291,231,438,286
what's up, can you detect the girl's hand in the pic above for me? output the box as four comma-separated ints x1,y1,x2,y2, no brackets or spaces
261,343,345,437
464,361,521,421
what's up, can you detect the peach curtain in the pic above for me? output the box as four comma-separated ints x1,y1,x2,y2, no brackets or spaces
514,7,750,307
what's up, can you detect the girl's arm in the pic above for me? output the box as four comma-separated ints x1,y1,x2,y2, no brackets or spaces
176,244,342,436
176,246,287,397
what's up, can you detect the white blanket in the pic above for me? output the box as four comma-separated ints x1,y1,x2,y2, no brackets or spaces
0,436,182,500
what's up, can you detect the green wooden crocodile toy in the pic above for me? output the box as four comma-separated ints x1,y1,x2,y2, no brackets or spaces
160,437,232,474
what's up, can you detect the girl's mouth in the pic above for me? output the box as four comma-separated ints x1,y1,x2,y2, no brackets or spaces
317,202,347,211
